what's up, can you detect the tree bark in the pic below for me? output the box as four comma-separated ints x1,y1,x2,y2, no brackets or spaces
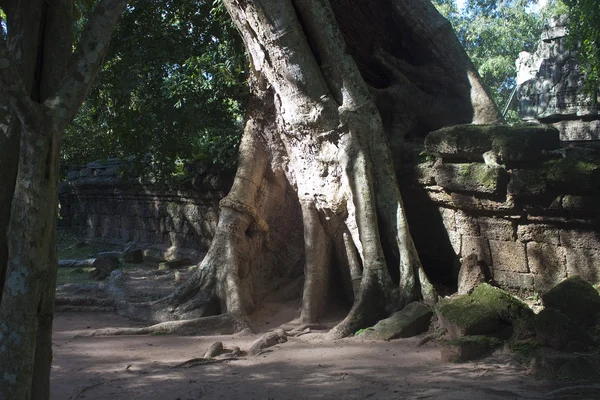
122,0,499,339
0,1,128,398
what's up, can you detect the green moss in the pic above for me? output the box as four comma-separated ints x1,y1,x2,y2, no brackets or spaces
471,283,536,339
436,295,497,331
456,163,499,190
542,276,600,328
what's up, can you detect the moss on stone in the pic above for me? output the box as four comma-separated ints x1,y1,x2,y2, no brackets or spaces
436,295,500,338
471,283,536,339
456,163,499,191
543,276,600,328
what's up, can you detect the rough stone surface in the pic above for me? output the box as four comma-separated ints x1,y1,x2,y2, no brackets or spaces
489,240,528,273
542,276,600,328
478,217,514,242
530,352,600,381
517,15,599,141
460,236,492,266
425,124,560,162
517,224,560,245
470,284,535,340
434,162,506,194
535,308,595,351
457,254,487,295
436,295,500,339
565,247,600,283
527,242,566,292
441,335,502,363
360,302,433,340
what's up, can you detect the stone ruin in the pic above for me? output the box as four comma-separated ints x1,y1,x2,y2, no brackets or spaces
517,15,600,142
58,16,600,295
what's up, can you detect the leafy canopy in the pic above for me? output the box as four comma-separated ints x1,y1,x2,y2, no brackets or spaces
563,0,600,91
63,0,248,178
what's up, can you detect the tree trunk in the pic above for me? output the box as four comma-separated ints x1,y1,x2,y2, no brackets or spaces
125,0,499,338
0,1,128,398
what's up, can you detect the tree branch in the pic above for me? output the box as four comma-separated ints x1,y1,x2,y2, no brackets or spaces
0,26,41,130
44,0,130,132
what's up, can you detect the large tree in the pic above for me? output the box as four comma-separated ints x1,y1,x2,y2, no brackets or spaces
0,1,128,398
120,0,500,339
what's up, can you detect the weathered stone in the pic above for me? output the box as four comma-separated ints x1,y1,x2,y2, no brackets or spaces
471,283,535,339
89,255,120,280
527,242,566,292
493,271,535,290
508,169,548,197
447,231,461,256
565,247,600,283
360,302,433,340
560,229,600,250
531,353,600,381
542,276,600,328
455,211,479,236
425,124,560,163
552,119,600,141
517,224,560,245
434,162,507,194
489,240,528,273
478,217,514,242
436,295,500,339
441,335,503,362
535,308,595,351
438,207,456,231
460,236,491,266
457,255,487,295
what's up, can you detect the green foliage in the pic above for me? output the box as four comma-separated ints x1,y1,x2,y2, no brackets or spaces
563,0,600,92
63,0,248,178
433,0,564,121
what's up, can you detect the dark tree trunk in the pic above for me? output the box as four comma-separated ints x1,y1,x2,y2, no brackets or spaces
121,0,500,339
0,1,128,398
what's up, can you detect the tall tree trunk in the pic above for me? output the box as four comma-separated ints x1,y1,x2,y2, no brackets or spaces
123,0,499,338
0,1,128,398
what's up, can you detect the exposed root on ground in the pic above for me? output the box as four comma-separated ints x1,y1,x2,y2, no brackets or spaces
77,314,251,337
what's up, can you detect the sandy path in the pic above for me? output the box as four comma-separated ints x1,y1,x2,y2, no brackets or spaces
48,311,592,400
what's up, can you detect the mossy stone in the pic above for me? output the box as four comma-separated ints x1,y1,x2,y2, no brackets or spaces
360,302,433,340
535,308,595,351
543,276,600,328
436,295,500,339
425,123,560,162
471,283,535,339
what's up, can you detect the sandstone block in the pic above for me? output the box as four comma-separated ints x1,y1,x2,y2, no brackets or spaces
461,236,491,266
493,270,534,289
435,162,507,194
517,224,560,245
560,229,600,250
455,211,479,236
565,247,600,283
527,242,567,292
478,217,514,241
489,240,528,273
360,302,433,340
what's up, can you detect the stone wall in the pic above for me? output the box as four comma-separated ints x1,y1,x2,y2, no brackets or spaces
404,123,600,294
58,159,229,261
60,125,600,294
517,15,600,142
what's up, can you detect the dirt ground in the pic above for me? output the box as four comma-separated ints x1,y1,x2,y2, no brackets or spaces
49,310,595,400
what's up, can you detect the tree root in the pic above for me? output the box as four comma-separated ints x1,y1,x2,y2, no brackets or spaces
76,314,251,337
